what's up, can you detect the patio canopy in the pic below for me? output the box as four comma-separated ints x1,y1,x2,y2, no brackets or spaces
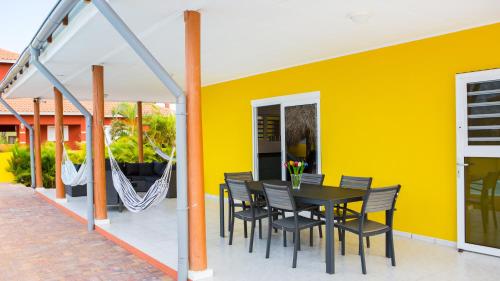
1,0,499,102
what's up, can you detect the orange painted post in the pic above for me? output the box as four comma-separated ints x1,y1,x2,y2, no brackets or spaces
185,10,208,271
137,101,144,163
92,65,107,220
54,88,65,199
33,98,43,188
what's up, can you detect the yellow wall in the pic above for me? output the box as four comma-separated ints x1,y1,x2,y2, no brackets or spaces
0,152,15,183
201,23,500,242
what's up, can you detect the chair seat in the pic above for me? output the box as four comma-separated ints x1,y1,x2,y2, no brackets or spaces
273,215,324,231
234,208,273,221
336,219,390,235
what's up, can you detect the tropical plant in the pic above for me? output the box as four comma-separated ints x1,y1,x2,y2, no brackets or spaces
7,142,58,188
108,102,175,163
6,144,31,186
110,103,138,139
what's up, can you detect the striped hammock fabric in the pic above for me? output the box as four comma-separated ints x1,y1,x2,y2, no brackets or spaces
61,146,88,186
104,131,175,212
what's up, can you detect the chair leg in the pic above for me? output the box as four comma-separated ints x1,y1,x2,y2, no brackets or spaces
249,220,256,253
310,226,314,247
227,202,232,232
359,235,367,274
389,231,396,266
317,215,323,238
293,230,299,268
229,215,235,245
297,231,301,251
341,229,346,256
259,219,263,239
244,221,248,238
282,212,287,247
366,237,371,248
266,220,272,258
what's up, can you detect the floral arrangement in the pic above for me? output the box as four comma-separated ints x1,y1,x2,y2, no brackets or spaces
284,160,308,189
284,160,307,175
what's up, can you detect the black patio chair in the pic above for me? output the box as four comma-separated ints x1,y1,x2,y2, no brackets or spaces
263,183,324,268
301,173,325,238
314,175,372,245
336,185,401,274
281,173,325,247
224,172,262,238
226,178,276,253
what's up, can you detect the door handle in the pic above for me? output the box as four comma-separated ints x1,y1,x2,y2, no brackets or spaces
457,163,469,166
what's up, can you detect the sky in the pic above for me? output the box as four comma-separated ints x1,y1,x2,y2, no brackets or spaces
0,0,59,54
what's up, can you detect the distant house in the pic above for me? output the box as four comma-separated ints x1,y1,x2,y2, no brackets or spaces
0,48,170,148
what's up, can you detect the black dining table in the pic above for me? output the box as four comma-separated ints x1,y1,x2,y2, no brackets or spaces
218,180,367,274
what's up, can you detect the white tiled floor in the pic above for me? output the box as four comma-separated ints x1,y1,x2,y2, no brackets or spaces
38,188,500,281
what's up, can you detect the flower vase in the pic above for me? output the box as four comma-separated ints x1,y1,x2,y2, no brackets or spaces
291,174,302,190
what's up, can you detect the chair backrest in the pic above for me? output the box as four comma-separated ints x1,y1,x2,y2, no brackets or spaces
263,183,295,211
226,179,252,203
362,185,401,214
301,173,325,185
224,171,253,181
340,175,372,190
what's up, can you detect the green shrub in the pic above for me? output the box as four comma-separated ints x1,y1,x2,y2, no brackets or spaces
7,144,32,186
7,142,57,188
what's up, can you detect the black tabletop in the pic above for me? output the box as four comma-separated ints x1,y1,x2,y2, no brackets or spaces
246,180,366,204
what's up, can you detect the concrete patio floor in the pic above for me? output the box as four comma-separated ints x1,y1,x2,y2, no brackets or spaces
0,184,170,281
32,184,500,281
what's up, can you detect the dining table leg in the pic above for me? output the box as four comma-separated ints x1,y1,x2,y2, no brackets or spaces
325,200,335,274
219,183,225,237
385,210,391,257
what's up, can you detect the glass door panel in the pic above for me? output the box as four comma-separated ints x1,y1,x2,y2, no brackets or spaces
464,157,500,249
283,103,318,180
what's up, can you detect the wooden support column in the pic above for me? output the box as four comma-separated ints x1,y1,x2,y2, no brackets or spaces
33,98,43,188
185,10,208,271
54,88,65,199
92,65,107,220
137,101,144,163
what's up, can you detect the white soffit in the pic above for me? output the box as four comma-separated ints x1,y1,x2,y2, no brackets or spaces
4,0,500,102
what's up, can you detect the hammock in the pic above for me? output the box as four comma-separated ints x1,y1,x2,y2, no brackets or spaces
61,145,89,186
105,132,175,212
145,132,175,161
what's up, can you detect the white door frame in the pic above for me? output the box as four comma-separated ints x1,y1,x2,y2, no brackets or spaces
251,91,321,180
456,68,500,257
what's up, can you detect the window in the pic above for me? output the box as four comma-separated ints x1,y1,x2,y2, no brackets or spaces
467,80,500,145
47,126,69,141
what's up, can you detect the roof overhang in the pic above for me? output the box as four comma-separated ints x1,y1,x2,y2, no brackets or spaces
1,0,500,103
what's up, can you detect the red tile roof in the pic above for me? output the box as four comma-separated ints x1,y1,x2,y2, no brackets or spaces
0,98,172,116
0,48,19,62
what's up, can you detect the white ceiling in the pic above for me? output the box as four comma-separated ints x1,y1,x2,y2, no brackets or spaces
4,0,500,102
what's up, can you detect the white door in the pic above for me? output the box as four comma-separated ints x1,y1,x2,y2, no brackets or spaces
252,92,321,180
456,68,500,256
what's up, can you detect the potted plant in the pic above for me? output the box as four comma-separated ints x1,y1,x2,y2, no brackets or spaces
285,160,307,189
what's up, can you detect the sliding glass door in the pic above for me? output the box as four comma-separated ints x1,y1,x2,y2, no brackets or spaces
252,92,321,181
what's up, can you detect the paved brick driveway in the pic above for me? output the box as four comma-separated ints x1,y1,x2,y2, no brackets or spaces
0,184,171,281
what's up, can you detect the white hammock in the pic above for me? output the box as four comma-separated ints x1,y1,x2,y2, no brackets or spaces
61,145,89,186
105,132,175,212
145,132,175,161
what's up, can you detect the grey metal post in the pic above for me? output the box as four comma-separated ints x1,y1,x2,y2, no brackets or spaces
30,47,95,232
0,97,36,188
91,0,189,279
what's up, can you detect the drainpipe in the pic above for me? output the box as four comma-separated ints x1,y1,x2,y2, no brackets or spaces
0,96,36,189
30,47,95,232
91,0,188,280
